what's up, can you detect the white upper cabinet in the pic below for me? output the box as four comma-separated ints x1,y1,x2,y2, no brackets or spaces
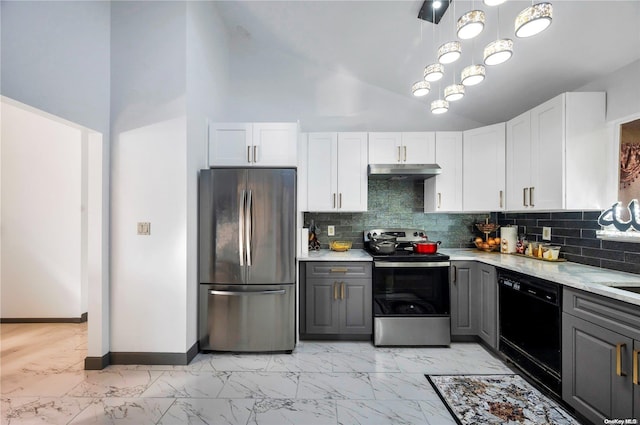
368,132,401,164
368,132,435,164
209,122,298,167
306,132,368,212
463,123,506,212
425,132,463,212
506,92,606,211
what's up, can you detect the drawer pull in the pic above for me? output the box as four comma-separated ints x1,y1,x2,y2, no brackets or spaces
341,282,345,300
617,343,627,377
634,349,640,385
330,267,348,273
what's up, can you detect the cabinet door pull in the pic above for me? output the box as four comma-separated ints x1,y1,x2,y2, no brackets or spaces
530,187,535,207
247,146,252,163
617,343,627,377
634,349,640,385
523,188,529,207
333,193,336,208
339,193,342,209
330,267,348,273
253,145,258,163
341,282,345,300
334,282,339,300
403,146,407,162
397,146,401,163
499,190,504,208
438,193,442,209
452,265,457,284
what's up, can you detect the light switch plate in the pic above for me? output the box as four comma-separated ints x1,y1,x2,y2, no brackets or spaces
327,225,335,236
137,222,151,235
542,226,551,241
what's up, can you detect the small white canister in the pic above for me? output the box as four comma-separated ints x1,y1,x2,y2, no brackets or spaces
500,225,518,254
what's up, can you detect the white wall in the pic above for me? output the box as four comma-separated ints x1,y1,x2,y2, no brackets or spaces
110,117,188,352
0,1,110,136
578,59,640,124
225,32,483,132
185,1,230,348
577,59,640,205
1,100,84,318
110,1,193,353
1,0,111,359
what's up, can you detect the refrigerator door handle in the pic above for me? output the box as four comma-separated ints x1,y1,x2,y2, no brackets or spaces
239,190,246,266
246,190,253,266
209,289,286,296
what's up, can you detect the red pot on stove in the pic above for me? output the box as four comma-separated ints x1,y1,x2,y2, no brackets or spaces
412,240,441,254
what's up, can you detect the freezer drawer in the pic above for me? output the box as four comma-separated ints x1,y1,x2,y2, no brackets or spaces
199,284,295,353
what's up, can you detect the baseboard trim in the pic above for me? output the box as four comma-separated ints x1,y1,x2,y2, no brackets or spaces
109,342,201,367
84,353,110,370
186,341,199,364
1,313,88,324
450,335,480,343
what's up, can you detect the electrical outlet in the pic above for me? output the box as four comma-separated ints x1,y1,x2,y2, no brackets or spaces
137,222,151,235
542,226,551,241
327,225,335,236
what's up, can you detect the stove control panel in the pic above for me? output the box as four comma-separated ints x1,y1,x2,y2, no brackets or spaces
365,228,428,243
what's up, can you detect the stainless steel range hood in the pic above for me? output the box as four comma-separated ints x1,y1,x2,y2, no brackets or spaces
367,163,442,180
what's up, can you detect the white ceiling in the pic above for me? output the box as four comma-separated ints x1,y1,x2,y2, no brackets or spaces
216,0,640,127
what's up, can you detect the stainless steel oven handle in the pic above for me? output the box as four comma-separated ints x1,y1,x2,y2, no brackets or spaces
374,261,450,268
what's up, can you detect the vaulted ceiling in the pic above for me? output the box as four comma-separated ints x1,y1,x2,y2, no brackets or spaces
216,0,640,128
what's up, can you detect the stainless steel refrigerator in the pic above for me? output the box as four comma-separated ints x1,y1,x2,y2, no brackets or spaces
198,168,296,352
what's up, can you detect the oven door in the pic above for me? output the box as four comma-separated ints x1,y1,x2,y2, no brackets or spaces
373,262,450,317
373,261,451,346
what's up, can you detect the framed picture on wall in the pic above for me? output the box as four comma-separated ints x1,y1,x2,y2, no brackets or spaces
619,117,640,219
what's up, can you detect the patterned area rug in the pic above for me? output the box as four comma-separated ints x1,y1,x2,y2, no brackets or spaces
426,374,581,425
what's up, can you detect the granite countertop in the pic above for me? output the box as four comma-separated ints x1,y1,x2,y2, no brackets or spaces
442,249,640,307
298,249,373,262
297,248,640,306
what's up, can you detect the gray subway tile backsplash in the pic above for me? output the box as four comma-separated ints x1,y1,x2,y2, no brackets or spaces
304,180,640,274
498,211,640,274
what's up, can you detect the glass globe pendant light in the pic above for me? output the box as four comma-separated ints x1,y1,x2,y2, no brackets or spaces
515,2,553,38
438,41,462,65
411,80,431,97
457,10,485,40
444,84,465,101
483,0,507,5
484,39,513,66
461,64,486,86
424,63,445,82
431,99,449,114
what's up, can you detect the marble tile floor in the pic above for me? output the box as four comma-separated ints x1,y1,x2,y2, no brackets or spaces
1,323,513,424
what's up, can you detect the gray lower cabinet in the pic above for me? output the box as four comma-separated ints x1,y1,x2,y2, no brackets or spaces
562,287,640,424
304,262,372,336
450,261,478,335
478,263,498,349
450,261,498,349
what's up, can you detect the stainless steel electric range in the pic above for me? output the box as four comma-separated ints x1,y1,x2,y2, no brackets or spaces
365,228,451,346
